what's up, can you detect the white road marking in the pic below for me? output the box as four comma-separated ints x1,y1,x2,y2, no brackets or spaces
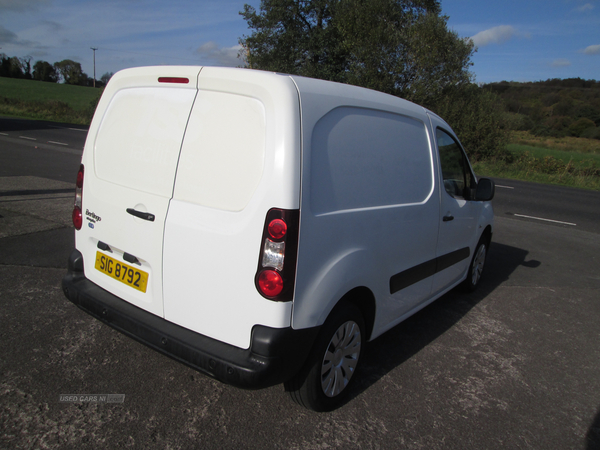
48,125,87,132
19,136,36,141
0,132,8,136
496,185,514,189
48,141,69,146
513,214,576,226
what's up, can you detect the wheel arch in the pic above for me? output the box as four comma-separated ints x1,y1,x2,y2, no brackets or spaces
331,286,376,341
481,224,493,248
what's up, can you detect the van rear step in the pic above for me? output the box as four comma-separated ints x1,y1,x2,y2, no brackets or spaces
62,249,319,389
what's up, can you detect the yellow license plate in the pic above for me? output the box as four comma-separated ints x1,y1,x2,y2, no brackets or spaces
94,251,149,293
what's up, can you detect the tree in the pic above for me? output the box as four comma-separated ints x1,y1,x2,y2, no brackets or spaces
335,0,474,106
569,118,596,137
19,56,32,79
240,0,346,81
4,56,25,78
100,72,114,85
0,55,11,77
239,0,474,106
32,60,58,82
54,59,86,85
433,84,509,161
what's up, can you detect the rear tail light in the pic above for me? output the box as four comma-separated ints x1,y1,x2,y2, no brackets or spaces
262,239,285,271
255,208,299,301
72,164,84,230
257,270,284,297
267,219,287,239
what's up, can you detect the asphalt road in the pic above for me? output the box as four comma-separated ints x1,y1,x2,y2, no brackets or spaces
0,117,85,182
1,118,600,449
492,178,600,234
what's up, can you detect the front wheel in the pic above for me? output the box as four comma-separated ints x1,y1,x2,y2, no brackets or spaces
462,236,489,292
284,304,365,412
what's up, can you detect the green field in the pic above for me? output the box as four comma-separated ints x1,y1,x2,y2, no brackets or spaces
0,77,100,109
507,143,600,168
0,77,101,124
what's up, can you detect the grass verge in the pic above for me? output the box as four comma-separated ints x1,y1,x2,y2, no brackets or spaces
473,132,600,190
0,97,94,124
510,131,600,154
473,159,600,190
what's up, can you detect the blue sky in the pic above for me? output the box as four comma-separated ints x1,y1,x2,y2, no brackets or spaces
0,0,598,84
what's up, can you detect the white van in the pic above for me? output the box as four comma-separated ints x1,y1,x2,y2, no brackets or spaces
62,66,494,411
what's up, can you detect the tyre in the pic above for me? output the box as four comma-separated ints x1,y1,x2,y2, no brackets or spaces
284,303,365,412
462,235,489,292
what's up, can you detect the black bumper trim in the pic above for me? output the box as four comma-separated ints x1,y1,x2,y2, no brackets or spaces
62,250,319,389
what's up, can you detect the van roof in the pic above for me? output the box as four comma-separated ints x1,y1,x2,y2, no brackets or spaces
107,65,437,117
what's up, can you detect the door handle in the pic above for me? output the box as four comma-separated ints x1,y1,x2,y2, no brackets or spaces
126,208,155,222
443,214,454,222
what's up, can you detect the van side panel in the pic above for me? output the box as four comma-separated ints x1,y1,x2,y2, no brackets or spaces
290,76,440,335
162,68,301,349
310,107,433,214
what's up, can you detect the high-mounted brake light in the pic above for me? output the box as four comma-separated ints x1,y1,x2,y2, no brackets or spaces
72,164,84,230
255,208,299,301
158,77,189,84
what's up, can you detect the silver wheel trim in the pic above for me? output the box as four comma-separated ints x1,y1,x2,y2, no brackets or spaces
320,320,361,398
471,244,486,286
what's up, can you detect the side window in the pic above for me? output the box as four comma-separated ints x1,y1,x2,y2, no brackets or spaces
436,128,475,199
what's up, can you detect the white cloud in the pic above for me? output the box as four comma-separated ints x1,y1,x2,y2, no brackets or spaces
581,44,600,55
551,59,572,67
470,25,518,47
195,41,242,67
575,3,594,12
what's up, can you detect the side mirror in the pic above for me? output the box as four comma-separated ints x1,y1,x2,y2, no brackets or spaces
475,178,495,201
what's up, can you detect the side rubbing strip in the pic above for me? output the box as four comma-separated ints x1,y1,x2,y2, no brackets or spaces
389,247,471,294
390,260,436,294
436,247,470,272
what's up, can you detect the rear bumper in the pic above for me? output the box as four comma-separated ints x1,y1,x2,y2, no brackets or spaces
62,249,319,390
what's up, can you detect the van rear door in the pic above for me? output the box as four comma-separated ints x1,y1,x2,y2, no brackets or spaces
78,67,200,317
161,68,301,349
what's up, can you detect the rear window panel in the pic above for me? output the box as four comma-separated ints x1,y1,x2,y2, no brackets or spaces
94,87,196,197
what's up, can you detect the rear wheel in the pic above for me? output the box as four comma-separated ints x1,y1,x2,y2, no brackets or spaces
285,304,365,412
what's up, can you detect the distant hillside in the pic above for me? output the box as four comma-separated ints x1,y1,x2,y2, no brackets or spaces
483,78,600,140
